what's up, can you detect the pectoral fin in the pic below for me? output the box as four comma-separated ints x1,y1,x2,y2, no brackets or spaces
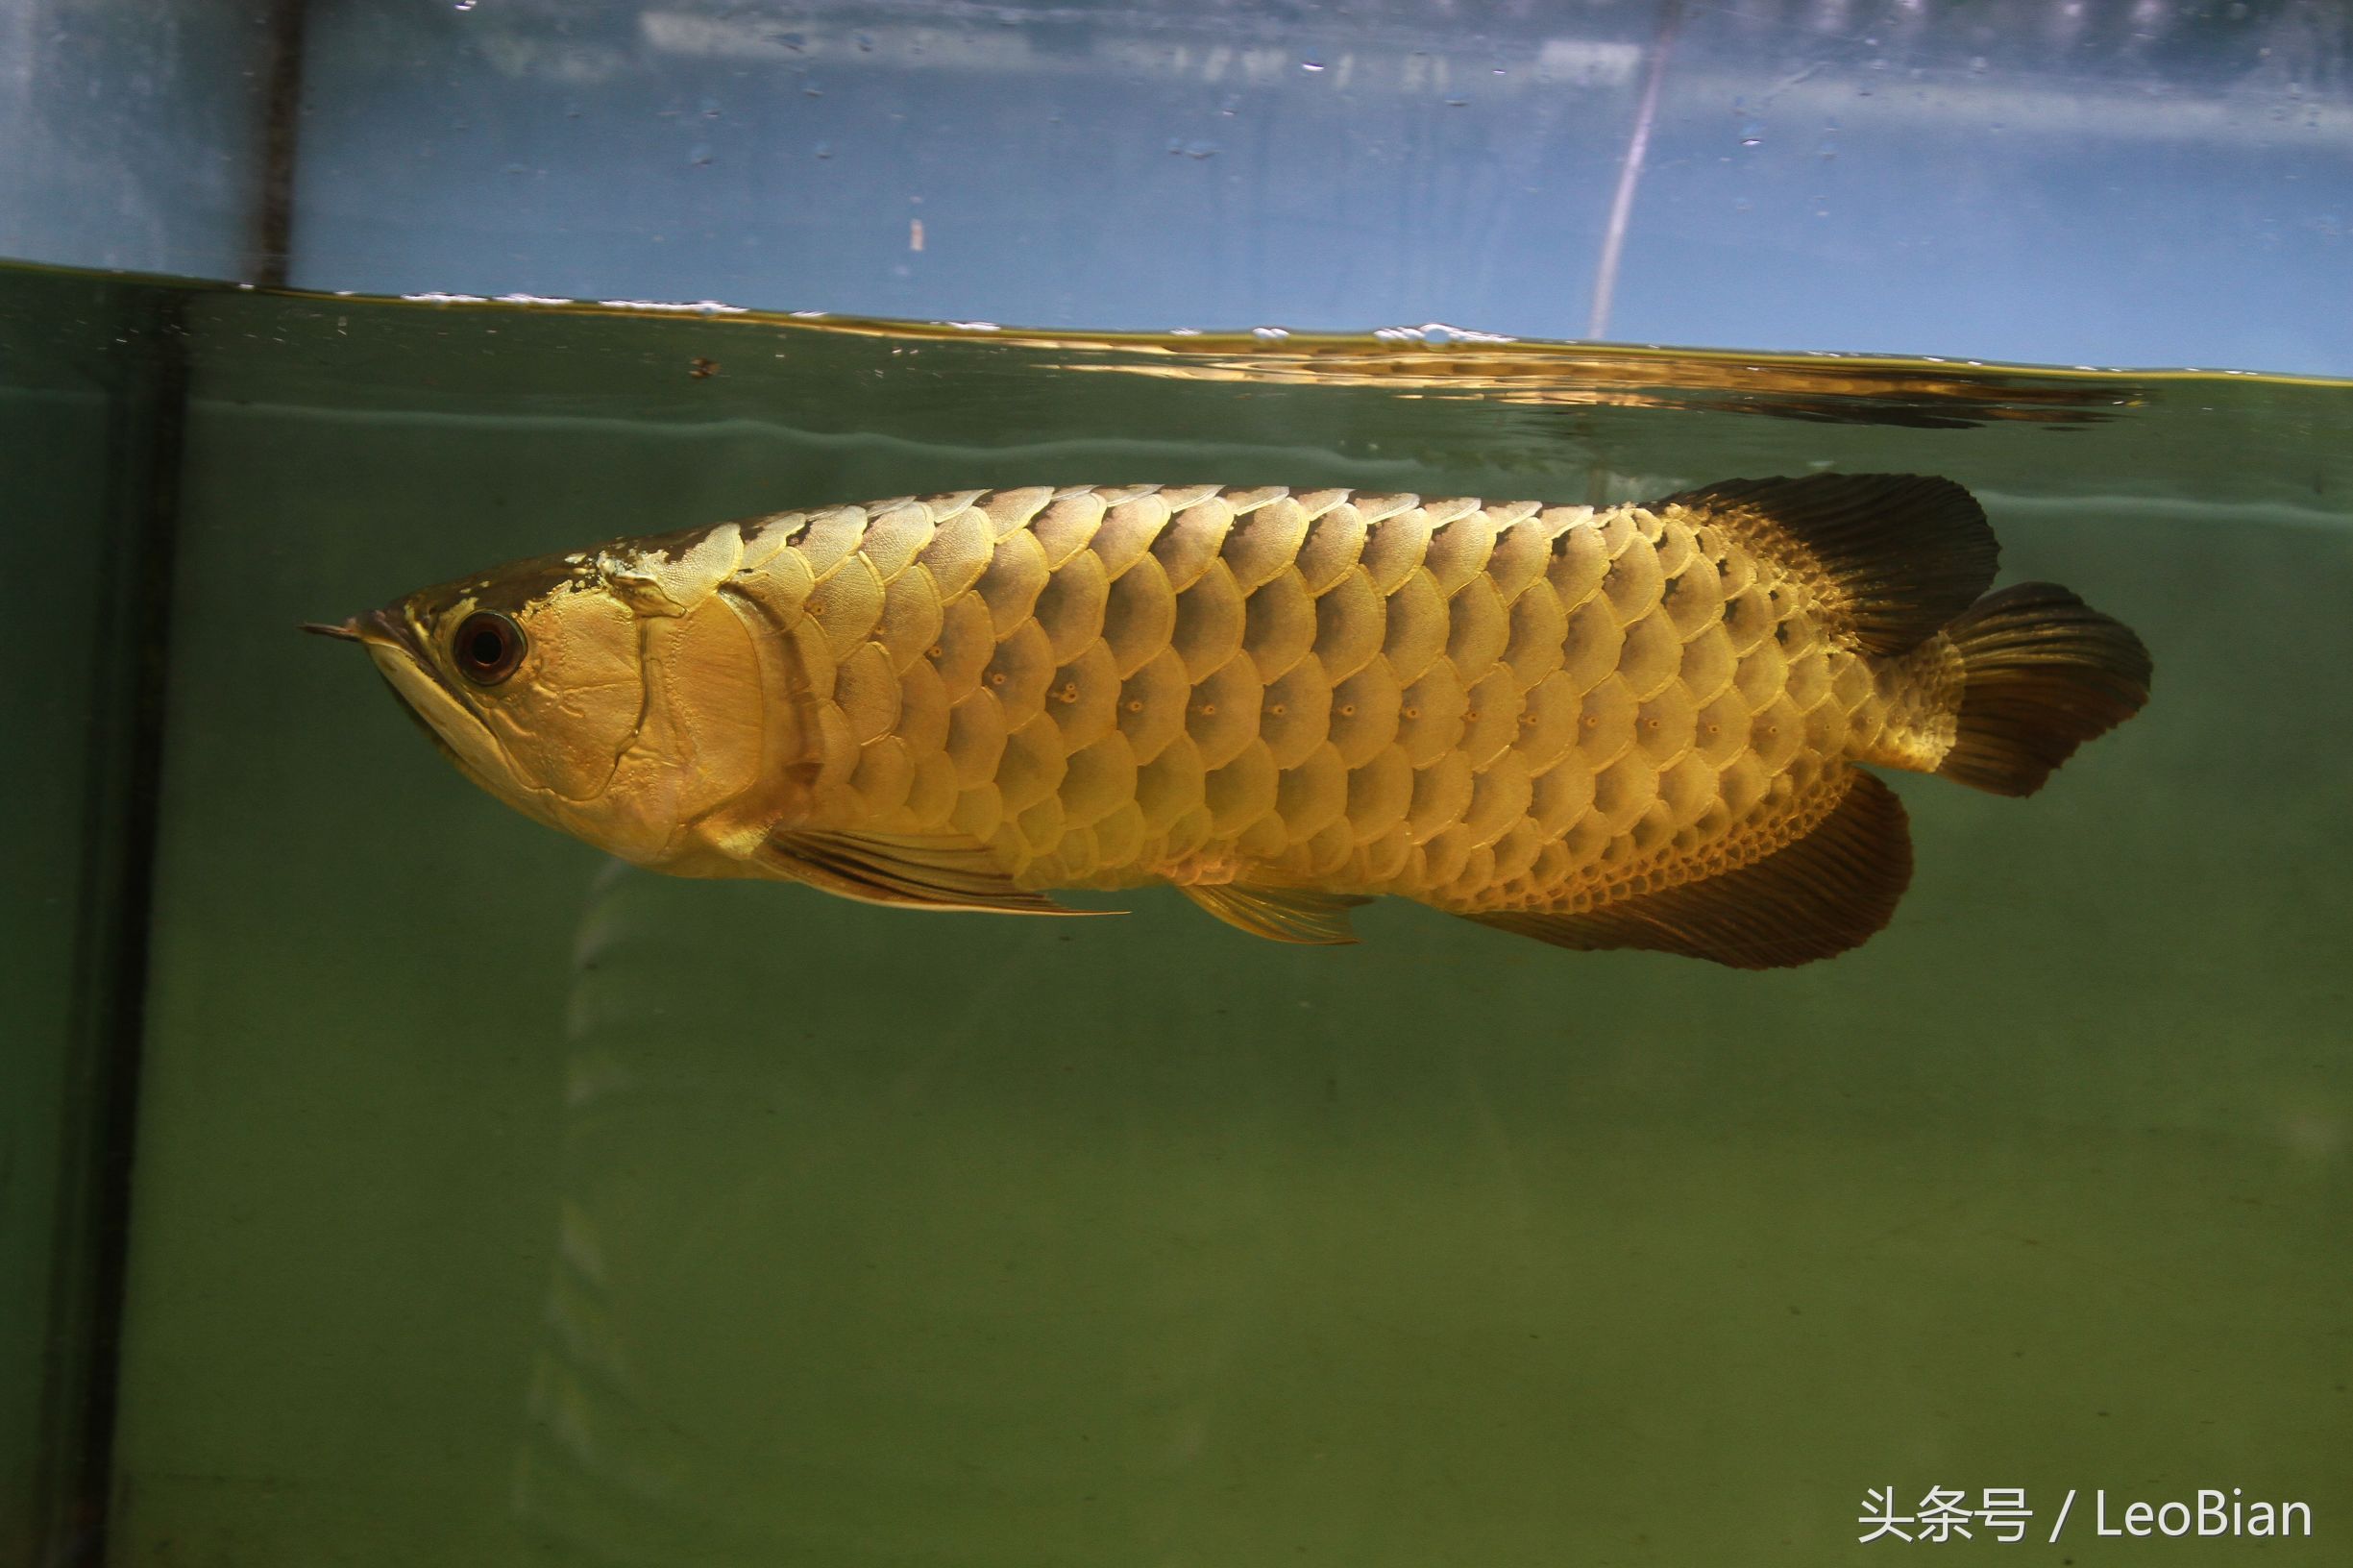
1468,771,1912,968
765,830,1114,917
1179,882,1373,944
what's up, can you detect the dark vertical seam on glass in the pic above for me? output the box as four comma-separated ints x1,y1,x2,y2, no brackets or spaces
252,0,312,288
50,286,191,1568
67,0,306,1541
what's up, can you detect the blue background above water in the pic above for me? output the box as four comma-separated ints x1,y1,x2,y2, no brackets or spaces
4,0,2348,375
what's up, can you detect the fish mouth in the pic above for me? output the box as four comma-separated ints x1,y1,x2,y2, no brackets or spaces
373,661,467,767
314,605,501,773
306,609,457,728
306,600,581,827
302,607,422,657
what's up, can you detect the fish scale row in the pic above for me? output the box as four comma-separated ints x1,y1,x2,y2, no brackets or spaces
715,483,1897,911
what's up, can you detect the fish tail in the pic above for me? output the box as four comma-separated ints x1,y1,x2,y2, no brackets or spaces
1934,582,2151,796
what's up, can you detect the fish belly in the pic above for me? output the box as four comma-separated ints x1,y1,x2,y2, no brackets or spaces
723,484,1895,916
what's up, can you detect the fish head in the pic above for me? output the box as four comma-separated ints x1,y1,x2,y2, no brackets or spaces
315,523,778,867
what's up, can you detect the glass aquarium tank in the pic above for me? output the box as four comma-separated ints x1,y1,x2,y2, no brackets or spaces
7,3,2347,1564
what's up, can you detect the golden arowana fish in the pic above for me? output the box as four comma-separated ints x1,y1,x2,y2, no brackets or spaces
310,477,2149,968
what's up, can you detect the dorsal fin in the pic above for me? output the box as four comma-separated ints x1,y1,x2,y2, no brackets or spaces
1467,771,1912,968
1179,882,1373,944
1649,474,1998,656
764,830,1112,917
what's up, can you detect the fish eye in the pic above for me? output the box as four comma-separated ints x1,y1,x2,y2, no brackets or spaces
452,611,525,685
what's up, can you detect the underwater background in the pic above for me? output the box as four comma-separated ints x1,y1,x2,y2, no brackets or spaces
6,3,2349,1565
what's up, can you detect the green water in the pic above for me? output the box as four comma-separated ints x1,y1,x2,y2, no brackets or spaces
9,261,2350,1565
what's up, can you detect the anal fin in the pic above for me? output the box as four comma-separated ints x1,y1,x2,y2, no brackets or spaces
1469,771,1913,969
766,830,1114,918
1180,882,1373,945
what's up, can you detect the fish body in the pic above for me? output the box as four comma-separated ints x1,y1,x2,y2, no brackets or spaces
326,476,2148,967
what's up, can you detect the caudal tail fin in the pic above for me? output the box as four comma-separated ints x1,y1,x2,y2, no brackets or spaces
1936,582,2151,796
